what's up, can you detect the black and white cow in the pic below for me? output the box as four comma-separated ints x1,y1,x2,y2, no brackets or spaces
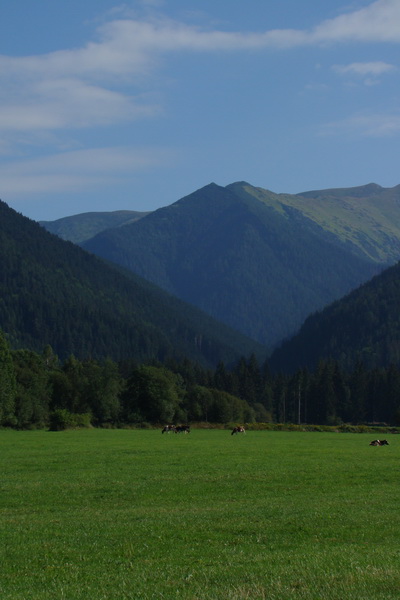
369,439,389,446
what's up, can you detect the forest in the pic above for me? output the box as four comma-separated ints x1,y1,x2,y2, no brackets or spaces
270,259,400,373
0,198,261,367
1,328,400,430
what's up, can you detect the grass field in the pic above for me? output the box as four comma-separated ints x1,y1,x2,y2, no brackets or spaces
0,429,399,600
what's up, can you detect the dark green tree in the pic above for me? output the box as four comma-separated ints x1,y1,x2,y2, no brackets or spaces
0,330,16,426
123,365,184,423
307,361,337,424
382,364,400,423
234,355,262,405
348,361,367,423
62,355,87,413
331,362,350,423
42,345,59,370
12,349,50,428
272,374,288,423
185,384,211,421
78,359,122,425
214,361,235,393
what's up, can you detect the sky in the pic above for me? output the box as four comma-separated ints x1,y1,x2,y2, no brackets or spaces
1,0,399,221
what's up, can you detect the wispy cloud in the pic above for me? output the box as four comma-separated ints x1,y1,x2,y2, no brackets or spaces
0,0,398,137
0,80,158,132
332,60,397,85
332,61,396,76
0,147,174,195
311,0,400,43
321,111,400,137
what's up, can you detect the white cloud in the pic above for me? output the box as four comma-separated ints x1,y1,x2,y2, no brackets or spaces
0,0,399,203
0,79,159,132
0,0,399,138
0,2,398,80
93,1,400,56
311,0,400,43
0,147,175,195
332,61,396,76
332,60,397,85
321,111,400,137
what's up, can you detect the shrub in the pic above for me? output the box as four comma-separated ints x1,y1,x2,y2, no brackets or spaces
49,409,92,431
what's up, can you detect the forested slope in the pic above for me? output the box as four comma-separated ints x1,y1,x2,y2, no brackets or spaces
269,260,400,373
0,200,262,365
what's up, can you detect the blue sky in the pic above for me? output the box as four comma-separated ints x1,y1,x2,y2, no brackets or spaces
1,0,399,220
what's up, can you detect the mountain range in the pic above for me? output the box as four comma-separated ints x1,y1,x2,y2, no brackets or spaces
45,181,400,350
0,200,262,366
41,181,400,265
16,178,400,373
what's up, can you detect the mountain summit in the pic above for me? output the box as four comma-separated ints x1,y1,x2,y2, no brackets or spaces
80,182,386,349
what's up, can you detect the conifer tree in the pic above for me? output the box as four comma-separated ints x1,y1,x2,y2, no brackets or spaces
0,330,16,426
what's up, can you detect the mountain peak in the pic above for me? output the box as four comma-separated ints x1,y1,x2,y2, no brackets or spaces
227,181,252,189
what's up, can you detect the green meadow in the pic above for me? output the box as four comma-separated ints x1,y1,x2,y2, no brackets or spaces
0,429,398,600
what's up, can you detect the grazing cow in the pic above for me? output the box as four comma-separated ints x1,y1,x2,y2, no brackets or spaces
162,425,176,434
369,439,389,446
175,425,190,434
231,426,246,435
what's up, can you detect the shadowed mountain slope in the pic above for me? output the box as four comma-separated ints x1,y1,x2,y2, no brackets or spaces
0,200,263,366
269,260,400,373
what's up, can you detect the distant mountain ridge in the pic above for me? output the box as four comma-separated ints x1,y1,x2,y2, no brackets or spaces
40,181,400,263
298,182,396,198
40,210,150,244
231,182,400,263
74,182,386,350
0,200,262,365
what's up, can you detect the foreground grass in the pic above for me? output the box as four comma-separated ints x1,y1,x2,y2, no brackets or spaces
0,429,398,599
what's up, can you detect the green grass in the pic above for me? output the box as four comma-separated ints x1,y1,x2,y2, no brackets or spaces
244,184,400,264
0,429,399,599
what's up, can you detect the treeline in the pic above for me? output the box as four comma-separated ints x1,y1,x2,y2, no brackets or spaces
0,344,258,430
1,329,400,429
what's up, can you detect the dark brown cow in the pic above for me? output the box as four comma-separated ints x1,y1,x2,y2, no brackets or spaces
231,426,246,435
175,425,190,434
161,425,176,434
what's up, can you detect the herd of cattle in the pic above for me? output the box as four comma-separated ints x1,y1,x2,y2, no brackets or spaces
161,427,392,444
161,425,246,435
162,426,398,437
161,425,191,434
